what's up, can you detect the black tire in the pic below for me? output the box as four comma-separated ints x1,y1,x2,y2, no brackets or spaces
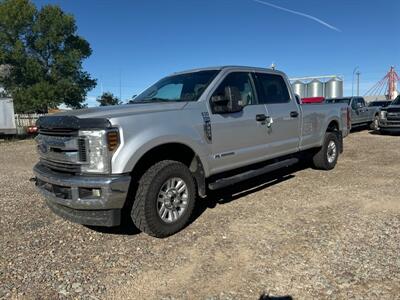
131,160,196,238
312,132,340,170
370,115,380,131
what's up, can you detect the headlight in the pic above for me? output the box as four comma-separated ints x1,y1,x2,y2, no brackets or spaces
79,129,120,174
380,110,387,119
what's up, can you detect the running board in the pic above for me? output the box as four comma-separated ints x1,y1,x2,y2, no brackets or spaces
208,158,299,190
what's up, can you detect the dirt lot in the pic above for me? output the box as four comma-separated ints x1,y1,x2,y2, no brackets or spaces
1,131,399,299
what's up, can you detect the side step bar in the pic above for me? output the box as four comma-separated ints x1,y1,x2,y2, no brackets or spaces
208,157,299,190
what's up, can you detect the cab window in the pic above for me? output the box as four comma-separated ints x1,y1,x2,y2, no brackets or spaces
255,73,290,104
211,72,255,107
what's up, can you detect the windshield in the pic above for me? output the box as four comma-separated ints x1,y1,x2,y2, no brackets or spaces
133,70,220,103
325,98,351,104
391,96,400,105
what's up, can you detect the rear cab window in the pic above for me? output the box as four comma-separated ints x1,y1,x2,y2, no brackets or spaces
254,73,291,104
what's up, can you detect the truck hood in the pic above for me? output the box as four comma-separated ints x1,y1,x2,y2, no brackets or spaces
56,102,188,119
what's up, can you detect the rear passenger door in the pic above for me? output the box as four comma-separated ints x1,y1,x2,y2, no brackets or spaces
350,98,361,124
254,72,301,158
352,97,368,123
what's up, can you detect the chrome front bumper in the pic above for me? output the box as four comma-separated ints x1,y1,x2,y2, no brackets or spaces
33,163,131,226
379,120,400,132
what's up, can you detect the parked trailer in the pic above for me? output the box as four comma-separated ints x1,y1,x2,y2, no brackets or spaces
0,97,45,135
0,98,17,135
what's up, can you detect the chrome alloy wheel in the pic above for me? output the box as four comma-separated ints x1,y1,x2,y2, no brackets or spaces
373,116,380,130
327,140,337,164
157,177,189,223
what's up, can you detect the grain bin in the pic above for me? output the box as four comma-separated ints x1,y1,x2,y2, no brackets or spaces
292,80,306,98
306,79,323,98
325,77,343,98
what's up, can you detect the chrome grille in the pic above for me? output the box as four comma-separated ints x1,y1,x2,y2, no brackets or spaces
387,113,400,121
78,138,88,162
36,131,88,174
39,158,82,173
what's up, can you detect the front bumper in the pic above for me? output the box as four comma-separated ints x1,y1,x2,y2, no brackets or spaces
379,120,400,133
33,163,131,226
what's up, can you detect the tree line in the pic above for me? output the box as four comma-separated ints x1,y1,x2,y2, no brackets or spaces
0,0,128,113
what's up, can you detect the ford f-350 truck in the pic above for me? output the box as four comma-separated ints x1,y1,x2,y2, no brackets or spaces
379,95,400,133
326,96,380,130
34,66,350,237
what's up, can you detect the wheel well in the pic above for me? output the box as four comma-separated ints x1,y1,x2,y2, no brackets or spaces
131,143,206,197
327,120,339,132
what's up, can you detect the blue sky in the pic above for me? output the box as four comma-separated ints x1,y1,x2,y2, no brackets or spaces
33,0,399,106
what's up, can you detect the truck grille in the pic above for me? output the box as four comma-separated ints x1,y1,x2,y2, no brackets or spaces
36,129,88,174
39,159,82,174
387,113,400,121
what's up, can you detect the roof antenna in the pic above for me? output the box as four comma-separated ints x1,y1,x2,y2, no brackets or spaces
270,62,276,70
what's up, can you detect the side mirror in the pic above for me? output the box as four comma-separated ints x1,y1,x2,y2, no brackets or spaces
356,102,363,109
211,86,243,114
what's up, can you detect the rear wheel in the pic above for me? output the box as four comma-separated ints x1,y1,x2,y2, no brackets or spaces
312,132,339,170
131,160,196,238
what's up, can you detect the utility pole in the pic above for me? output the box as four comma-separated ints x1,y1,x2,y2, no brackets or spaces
356,71,360,96
352,66,359,96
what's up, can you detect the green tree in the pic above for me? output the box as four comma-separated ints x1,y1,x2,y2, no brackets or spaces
0,0,96,112
96,92,122,106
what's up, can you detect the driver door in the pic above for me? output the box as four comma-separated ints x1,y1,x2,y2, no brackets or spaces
207,72,270,175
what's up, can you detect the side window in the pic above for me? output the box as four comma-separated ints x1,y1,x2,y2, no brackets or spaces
351,99,358,109
211,72,255,107
354,98,365,108
256,73,290,104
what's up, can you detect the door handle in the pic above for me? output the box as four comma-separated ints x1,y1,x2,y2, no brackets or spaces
290,111,299,118
256,114,267,122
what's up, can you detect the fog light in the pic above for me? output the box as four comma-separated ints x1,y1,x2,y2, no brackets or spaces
92,189,102,197
79,187,102,199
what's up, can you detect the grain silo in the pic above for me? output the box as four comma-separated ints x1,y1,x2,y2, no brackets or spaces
325,77,343,98
292,80,306,98
306,79,323,97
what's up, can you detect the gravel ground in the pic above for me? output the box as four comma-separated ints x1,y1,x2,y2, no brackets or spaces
1,131,399,299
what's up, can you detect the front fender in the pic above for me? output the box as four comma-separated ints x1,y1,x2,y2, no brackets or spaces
111,125,210,176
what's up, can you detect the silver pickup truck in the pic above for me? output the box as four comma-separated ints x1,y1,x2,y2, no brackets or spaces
34,66,350,237
326,96,380,130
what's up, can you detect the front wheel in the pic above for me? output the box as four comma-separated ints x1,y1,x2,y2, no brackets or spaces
131,160,196,238
312,132,340,170
370,115,380,131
